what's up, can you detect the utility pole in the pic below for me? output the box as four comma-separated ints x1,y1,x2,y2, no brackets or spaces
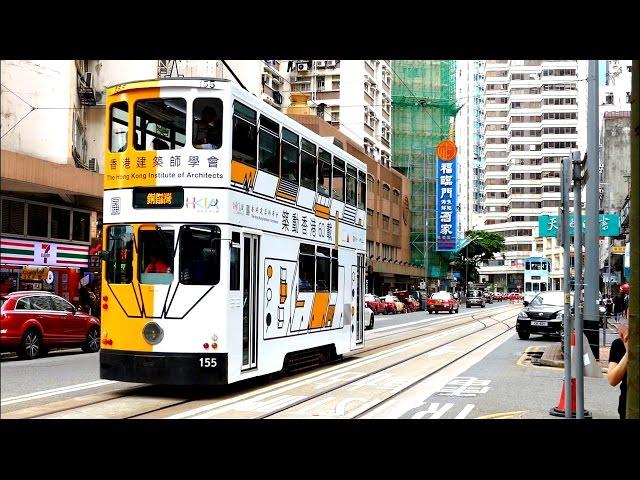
584,60,600,359
628,59,639,419
424,147,429,298
562,155,573,418
572,150,586,418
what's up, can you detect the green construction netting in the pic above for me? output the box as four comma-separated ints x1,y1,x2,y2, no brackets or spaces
391,60,457,275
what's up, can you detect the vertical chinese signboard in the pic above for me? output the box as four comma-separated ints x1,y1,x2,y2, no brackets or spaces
435,140,458,252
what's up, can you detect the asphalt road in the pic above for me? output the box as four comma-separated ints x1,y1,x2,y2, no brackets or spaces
0,301,513,405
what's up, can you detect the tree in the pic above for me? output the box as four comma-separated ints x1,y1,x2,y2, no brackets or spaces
451,230,505,289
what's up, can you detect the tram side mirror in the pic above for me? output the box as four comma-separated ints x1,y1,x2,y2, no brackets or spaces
523,301,529,307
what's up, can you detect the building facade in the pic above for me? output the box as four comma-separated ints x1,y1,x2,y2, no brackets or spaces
478,60,586,292
455,60,486,234
1,60,106,302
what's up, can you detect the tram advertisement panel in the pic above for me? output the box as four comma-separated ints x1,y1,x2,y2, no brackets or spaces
435,140,458,252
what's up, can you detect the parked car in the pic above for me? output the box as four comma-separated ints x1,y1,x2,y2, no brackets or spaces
516,291,565,340
383,295,405,314
427,291,460,314
0,291,101,359
365,305,375,330
364,293,386,315
483,291,494,304
466,290,486,308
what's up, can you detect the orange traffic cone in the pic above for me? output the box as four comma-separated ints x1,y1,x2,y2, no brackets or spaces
549,377,592,418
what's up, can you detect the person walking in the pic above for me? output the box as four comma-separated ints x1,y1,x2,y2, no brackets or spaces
613,292,624,323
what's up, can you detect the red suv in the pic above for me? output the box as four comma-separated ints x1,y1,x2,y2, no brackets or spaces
0,291,101,359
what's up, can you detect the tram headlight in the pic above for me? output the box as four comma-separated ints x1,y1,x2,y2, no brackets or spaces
142,322,164,345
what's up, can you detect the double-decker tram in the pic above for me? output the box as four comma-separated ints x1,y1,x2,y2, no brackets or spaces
99,78,367,385
523,256,551,303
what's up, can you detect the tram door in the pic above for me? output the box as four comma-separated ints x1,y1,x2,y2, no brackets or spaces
242,234,260,370
351,253,365,348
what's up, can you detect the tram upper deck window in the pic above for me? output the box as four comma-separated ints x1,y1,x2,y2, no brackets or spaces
332,158,345,202
300,139,317,191
358,171,366,210
179,225,221,285
134,98,186,151
281,128,300,182
139,227,175,285
193,98,223,149
258,115,279,176
318,149,332,197
232,101,257,168
109,102,129,153
106,226,134,284
346,165,357,207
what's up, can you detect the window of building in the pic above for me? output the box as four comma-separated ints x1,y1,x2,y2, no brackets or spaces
392,219,400,234
605,93,614,105
134,98,186,151
382,215,390,230
50,207,71,240
382,184,390,200
27,204,48,238
1,198,25,235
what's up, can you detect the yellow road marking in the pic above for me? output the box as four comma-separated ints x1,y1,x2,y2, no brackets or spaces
476,410,528,419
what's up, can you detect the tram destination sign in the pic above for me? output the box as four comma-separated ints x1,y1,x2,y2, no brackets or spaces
132,187,185,209
538,213,620,237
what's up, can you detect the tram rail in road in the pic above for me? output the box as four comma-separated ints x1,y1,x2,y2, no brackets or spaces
2,305,520,419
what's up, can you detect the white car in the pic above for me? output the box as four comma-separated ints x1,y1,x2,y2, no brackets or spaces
365,305,374,330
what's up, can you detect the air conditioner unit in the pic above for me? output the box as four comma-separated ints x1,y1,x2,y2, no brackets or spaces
88,158,98,172
327,60,336,67
262,73,270,85
297,63,308,72
316,60,326,68
85,72,93,88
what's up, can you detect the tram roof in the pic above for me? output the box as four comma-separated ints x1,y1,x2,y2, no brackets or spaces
524,256,550,263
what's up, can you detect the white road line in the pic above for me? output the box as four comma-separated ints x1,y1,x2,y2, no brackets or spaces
455,404,475,419
1,380,116,405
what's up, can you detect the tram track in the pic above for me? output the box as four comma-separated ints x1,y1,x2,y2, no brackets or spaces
254,309,516,419
6,305,519,419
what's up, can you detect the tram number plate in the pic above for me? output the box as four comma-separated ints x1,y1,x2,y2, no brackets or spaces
199,357,218,368
531,321,548,326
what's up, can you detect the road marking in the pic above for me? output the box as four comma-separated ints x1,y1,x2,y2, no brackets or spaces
411,402,454,419
1,380,116,405
475,410,527,419
170,322,481,419
455,404,475,419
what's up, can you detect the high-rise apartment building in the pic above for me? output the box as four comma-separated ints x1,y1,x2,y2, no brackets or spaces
455,60,486,234
286,60,393,166
479,60,585,292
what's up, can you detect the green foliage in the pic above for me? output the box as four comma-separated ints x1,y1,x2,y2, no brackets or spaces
451,230,506,287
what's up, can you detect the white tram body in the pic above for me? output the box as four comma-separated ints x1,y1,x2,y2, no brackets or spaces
99,78,367,385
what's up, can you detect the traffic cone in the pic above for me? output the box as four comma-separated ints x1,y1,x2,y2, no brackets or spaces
549,379,592,418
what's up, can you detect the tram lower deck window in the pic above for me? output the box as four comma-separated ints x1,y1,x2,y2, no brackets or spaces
106,225,134,284
139,227,175,284
179,225,221,285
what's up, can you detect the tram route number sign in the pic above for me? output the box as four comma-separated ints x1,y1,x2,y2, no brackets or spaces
199,357,218,368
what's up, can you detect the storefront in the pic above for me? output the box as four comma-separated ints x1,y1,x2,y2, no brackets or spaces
0,237,88,303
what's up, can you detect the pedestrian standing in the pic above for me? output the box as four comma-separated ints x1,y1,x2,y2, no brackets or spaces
613,292,624,323
607,319,629,419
